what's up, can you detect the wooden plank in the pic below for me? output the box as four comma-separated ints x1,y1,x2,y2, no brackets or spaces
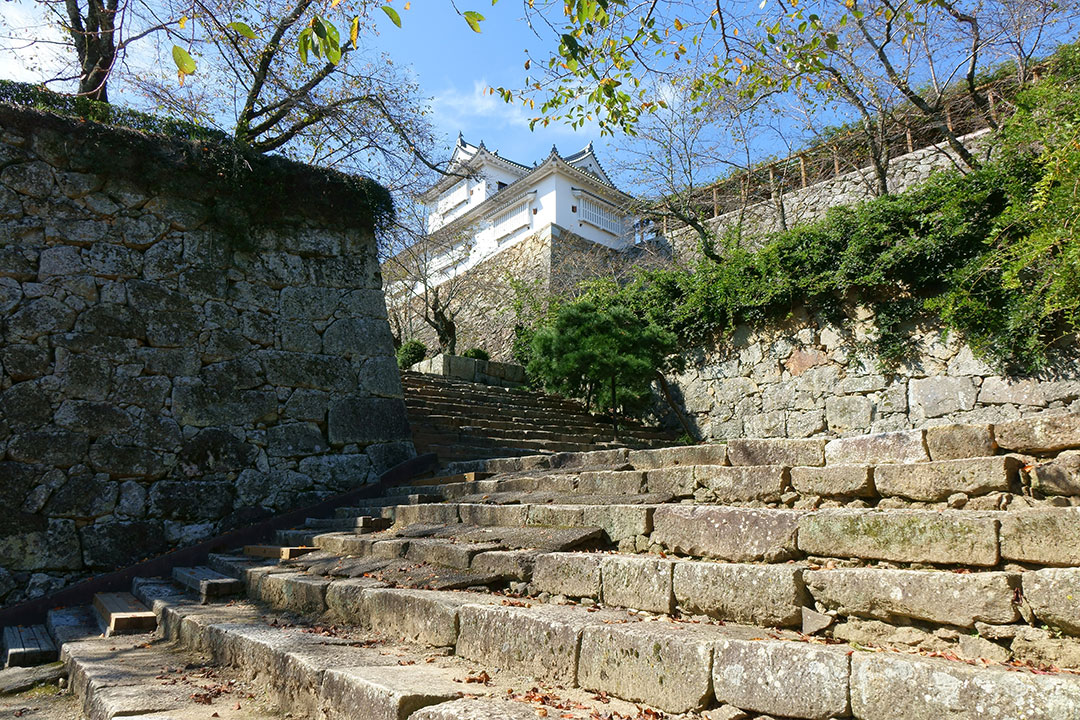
93,592,156,636
2,625,58,668
244,545,317,560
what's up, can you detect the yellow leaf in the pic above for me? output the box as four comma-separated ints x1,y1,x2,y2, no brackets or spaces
179,15,187,28
404,1,410,8
330,0,341,7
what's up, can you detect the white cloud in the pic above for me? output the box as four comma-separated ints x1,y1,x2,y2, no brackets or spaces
431,79,533,131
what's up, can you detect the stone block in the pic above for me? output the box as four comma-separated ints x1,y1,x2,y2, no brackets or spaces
798,509,999,566
470,550,537,580
392,504,458,526
979,376,1047,407
267,422,329,457
824,429,929,465
599,555,674,613
652,506,801,563
995,412,1080,453
8,430,89,467
581,504,653,542
873,455,1018,501
910,376,978,418
726,438,826,467
696,465,788,503
826,395,873,433
673,561,805,627
805,568,1019,627
924,423,996,461
578,622,722,714
179,429,256,474
406,539,501,570
575,470,645,494
456,604,597,685
458,504,528,527
410,699,538,720
645,466,697,496
88,438,168,478
148,481,234,520
358,588,474,646
1023,569,1080,635
171,381,277,428
790,464,874,497
1000,508,1080,566
532,552,600,598
260,351,356,393
328,397,411,445
850,652,1080,720
257,573,329,615
629,444,727,470
1031,451,1080,496
319,666,461,720
712,637,850,720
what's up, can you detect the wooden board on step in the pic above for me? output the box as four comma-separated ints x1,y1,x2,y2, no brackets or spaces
2,625,57,668
93,592,157,636
244,545,318,560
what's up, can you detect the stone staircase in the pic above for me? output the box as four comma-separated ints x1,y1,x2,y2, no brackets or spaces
9,412,1080,719
402,370,681,463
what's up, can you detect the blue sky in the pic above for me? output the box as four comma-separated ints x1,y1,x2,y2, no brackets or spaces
368,2,612,171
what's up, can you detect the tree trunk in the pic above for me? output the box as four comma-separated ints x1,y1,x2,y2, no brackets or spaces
67,0,119,101
610,375,618,441
654,370,698,442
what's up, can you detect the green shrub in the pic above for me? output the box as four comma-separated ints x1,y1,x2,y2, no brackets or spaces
396,340,427,369
461,347,490,362
528,301,677,431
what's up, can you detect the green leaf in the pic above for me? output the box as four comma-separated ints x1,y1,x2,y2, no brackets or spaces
171,45,196,76
298,28,311,64
463,10,484,32
312,15,327,39
227,21,257,39
825,33,838,50
381,5,402,27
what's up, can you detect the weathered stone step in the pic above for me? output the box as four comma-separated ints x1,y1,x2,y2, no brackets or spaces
63,628,285,720
275,528,319,546
2,624,57,668
303,515,391,532
172,565,244,603
93,591,157,636
134,578,661,720
203,568,1080,719
243,544,317,560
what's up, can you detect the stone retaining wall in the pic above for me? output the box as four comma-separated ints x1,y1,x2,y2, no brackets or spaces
660,307,1080,442
0,106,413,605
672,129,991,259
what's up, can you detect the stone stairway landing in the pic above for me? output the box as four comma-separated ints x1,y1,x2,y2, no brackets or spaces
401,370,680,464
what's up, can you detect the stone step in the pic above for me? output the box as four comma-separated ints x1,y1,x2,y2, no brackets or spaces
275,528,320,546
381,501,1080,571
46,605,101,645
303,515,391,532
171,565,244,603
133,578,659,720
2,624,58,668
243,544,318,560
174,567,1080,719
62,625,284,720
92,591,157,636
